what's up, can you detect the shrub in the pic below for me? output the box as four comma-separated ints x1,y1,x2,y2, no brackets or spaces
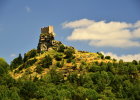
56,62,61,68
36,65,43,74
58,44,65,52
64,47,75,59
105,56,111,59
132,60,138,65
54,54,62,61
67,58,72,63
41,55,52,68
56,60,64,68
97,52,104,59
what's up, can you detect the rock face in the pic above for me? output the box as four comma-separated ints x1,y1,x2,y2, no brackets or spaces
37,26,62,52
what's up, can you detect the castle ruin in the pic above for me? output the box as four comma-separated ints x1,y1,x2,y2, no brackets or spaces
37,26,62,52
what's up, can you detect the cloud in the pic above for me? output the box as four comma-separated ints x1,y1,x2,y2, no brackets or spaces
25,6,31,13
101,52,140,62
10,54,16,58
63,19,140,48
63,19,95,28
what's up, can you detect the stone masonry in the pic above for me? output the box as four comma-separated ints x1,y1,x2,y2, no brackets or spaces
37,26,62,52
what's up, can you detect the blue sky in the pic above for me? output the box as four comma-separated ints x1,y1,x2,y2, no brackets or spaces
0,0,140,63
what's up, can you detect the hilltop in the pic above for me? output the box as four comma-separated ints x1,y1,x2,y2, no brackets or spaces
9,26,114,79
1,26,138,100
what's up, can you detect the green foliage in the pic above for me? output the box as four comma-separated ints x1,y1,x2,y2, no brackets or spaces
18,58,37,71
64,47,75,58
25,58,37,68
0,58,9,68
56,61,63,68
35,65,43,74
67,58,73,63
0,51,140,100
58,44,65,52
23,49,37,62
105,56,111,59
0,85,20,100
47,67,64,84
88,65,100,72
20,81,38,100
40,55,52,68
0,58,9,75
132,60,138,65
10,54,23,70
54,53,63,61
97,52,104,59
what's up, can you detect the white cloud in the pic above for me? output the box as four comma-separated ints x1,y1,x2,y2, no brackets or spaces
134,21,140,28
133,28,140,38
25,6,31,13
63,19,95,28
10,54,16,58
101,52,140,62
63,19,140,48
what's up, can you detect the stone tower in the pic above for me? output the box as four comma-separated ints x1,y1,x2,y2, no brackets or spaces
41,26,54,34
37,26,62,52
37,26,55,52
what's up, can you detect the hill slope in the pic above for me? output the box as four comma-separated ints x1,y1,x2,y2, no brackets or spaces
10,46,113,79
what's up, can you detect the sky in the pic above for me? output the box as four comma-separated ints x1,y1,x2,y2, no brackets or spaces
0,0,140,63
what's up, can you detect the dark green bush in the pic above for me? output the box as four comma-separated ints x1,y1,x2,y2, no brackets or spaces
64,47,75,59
54,54,63,61
36,65,43,74
40,55,52,68
58,44,65,52
105,56,111,59
56,62,62,68
67,58,73,63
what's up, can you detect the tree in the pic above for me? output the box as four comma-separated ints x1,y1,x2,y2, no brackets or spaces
119,59,124,65
132,60,138,65
88,65,100,72
23,49,37,62
0,57,9,76
10,54,23,70
48,67,64,84
20,81,38,99
0,58,9,68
